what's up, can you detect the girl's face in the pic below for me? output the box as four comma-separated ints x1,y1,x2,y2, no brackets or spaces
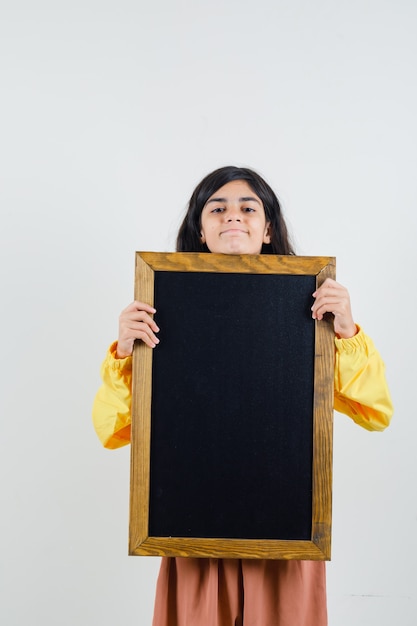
200,180,271,255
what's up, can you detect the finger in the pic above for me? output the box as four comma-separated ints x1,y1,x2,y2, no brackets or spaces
313,278,340,293
123,300,156,313
132,300,157,314
121,321,160,346
312,301,347,320
313,278,347,296
312,295,347,310
120,303,160,332
121,311,160,333
121,301,157,320
313,287,346,302
136,329,160,348
118,331,158,352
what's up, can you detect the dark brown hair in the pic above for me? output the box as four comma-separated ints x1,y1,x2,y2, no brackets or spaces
176,166,294,254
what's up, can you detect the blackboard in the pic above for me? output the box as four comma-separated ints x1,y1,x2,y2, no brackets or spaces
129,252,335,560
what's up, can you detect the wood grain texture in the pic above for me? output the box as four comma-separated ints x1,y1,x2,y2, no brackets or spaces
138,251,335,276
129,255,154,553
129,252,336,560
130,537,330,560
311,263,336,558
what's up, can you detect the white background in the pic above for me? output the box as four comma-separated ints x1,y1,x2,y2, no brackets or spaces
1,1,416,624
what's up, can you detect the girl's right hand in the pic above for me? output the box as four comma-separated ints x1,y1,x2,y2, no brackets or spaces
116,301,160,358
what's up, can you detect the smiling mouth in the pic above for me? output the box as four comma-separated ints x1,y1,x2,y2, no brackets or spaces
221,228,248,235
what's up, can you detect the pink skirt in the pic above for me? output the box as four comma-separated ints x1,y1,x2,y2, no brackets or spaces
152,557,327,626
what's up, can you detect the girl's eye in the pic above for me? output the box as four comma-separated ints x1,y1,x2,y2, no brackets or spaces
243,207,255,212
211,207,225,213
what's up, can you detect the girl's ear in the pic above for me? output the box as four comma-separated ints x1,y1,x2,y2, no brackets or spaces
200,231,206,243
263,222,272,244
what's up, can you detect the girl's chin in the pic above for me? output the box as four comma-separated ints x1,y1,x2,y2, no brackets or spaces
210,246,262,255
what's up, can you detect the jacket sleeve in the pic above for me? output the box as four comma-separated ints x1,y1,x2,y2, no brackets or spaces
92,327,394,449
92,342,133,449
333,326,393,431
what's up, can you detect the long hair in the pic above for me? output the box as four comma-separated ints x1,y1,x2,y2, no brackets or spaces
176,166,294,255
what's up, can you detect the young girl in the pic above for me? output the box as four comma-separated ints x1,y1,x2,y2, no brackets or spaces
93,166,393,626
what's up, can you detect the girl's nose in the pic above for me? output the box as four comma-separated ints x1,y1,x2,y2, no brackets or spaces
226,208,241,221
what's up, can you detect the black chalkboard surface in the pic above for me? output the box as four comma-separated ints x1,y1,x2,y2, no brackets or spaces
129,253,335,560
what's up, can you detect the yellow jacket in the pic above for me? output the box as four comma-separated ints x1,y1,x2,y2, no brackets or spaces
92,326,393,450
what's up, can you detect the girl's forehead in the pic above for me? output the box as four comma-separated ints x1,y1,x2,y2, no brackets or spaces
207,180,260,202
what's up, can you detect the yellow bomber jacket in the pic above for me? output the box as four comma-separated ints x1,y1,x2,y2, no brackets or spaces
92,326,393,450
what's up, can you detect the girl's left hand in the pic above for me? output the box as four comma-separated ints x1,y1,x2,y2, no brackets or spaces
311,278,357,339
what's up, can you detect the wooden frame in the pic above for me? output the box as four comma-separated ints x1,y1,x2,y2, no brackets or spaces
129,252,335,560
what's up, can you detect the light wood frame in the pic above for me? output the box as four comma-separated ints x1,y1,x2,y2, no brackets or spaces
129,252,336,560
